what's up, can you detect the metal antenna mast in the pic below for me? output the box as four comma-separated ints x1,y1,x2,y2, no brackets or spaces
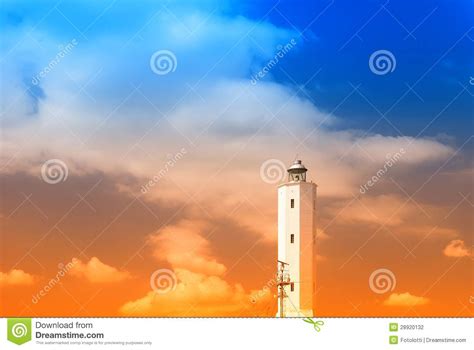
277,260,291,318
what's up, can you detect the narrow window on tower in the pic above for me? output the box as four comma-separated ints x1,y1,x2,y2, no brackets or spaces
290,283,294,292
290,234,294,243
290,199,294,208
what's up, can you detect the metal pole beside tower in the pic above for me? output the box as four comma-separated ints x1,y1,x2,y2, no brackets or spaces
277,260,290,318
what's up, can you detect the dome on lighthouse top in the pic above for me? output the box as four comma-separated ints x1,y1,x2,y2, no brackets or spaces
288,159,307,172
287,160,307,182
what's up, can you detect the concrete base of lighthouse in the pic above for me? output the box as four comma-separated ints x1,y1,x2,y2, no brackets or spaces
276,309,313,318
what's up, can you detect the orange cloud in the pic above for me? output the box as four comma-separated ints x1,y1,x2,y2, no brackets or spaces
121,219,274,316
70,257,130,283
443,240,472,258
336,195,416,226
383,292,429,307
120,269,246,316
400,226,458,237
0,269,35,286
149,219,226,275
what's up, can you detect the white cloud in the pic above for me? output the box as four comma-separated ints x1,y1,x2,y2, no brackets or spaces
149,219,226,276
0,4,455,245
0,79,456,242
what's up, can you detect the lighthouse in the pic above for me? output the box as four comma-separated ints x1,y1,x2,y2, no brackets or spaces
276,160,317,317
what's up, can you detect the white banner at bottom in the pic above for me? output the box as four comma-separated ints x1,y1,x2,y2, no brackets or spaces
1,318,472,349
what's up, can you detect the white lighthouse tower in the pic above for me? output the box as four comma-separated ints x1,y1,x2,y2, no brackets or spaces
276,160,317,317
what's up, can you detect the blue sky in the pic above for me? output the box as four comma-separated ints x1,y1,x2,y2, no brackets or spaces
245,0,474,140
1,0,472,142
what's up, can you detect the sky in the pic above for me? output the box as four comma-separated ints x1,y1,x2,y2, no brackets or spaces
0,0,473,317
